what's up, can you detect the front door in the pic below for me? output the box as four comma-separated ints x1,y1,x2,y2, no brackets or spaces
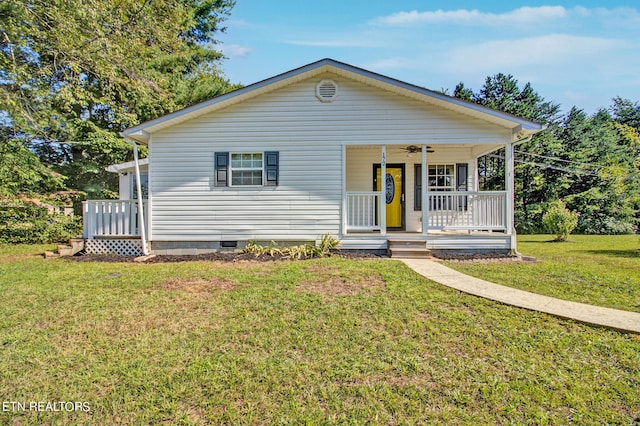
373,164,405,230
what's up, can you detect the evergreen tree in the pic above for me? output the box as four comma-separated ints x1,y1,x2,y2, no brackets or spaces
1,0,237,198
453,75,639,233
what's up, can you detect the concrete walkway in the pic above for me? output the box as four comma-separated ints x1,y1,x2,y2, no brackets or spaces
401,258,640,334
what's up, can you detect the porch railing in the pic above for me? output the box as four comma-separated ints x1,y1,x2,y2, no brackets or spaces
427,191,506,231
344,191,506,232
83,200,148,239
346,191,381,231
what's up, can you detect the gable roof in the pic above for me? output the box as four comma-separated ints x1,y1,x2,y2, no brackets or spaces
121,58,545,144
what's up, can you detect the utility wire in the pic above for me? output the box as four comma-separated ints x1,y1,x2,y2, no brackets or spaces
486,154,599,176
514,150,604,170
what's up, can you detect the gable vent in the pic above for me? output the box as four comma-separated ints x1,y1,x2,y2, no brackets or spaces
316,80,338,102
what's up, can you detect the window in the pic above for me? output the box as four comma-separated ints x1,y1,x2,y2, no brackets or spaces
415,164,463,210
215,151,279,187
231,153,263,186
132,174,149,199
428,164,455,191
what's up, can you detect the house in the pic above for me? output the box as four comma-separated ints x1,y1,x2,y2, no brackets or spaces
82,58,545,256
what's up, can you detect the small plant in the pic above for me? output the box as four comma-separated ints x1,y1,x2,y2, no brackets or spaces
316,233,340,257
243,234,340,260
244,240,282,257
542,200,579,242
284,244,313,260
243,240,261,255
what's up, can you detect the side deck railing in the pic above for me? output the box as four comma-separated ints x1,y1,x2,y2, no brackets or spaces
83,200,148,238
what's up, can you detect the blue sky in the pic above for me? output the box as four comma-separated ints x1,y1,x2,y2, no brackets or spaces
218,1,640,115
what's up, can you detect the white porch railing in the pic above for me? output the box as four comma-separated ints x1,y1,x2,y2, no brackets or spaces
427,191,506,231
346,191,381,231
83,200,148,238
345,191,506,232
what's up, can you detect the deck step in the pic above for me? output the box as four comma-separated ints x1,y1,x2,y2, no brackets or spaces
388,240,431,259
55,238,85,257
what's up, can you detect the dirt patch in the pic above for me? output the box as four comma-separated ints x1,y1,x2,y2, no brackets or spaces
297,265,386,297
159,278,236,293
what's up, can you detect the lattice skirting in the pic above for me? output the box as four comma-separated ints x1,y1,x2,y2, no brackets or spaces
85,239,145,256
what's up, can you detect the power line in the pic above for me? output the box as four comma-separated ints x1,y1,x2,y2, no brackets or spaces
514,150,604,170
486,154,599,176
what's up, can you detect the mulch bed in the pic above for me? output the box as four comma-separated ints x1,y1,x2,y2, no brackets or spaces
66,250,383,263
65,250,534,264
433,253,537,263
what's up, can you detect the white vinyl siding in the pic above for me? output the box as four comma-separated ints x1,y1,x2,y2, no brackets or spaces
148,73,511,241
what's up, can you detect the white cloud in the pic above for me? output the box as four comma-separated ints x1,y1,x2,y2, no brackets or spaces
373,6,567,26
442,34,630,73
221,44,252,58
286,38,381,48
364,57,415,70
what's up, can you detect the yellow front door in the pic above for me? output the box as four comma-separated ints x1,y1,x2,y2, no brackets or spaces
375,165,404,229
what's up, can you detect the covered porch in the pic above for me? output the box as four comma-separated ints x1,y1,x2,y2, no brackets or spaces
341,142,516,251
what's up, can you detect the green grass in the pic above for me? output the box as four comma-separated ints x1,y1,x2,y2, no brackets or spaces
446,235,640,313
1,244,639,424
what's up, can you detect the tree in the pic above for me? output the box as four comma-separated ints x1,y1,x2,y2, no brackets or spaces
611,97,640,132
1,0,236,198
542,199,579,242
453,74,563,232
452,75,639,234
459,73,560,123
0,129,65,197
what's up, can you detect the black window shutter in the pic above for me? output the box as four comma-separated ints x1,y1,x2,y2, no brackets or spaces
456,163,468,211
265,151,279,186
215,152,229,187
456,163,468,190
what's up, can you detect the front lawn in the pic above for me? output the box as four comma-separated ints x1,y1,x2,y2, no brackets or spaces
446,235,640,313
1,244,639,424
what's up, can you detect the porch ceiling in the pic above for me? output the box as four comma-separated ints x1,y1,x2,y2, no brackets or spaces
346,143,503,157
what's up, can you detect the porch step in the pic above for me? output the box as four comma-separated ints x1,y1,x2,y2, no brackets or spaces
388,240,432,259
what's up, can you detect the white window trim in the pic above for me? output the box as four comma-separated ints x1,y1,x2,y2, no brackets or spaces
229,152,264,187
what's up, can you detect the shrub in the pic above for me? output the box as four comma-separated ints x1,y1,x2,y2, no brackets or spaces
0,201,83,244
542,200,579,242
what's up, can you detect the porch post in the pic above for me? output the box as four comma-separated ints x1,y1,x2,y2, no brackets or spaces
505,142,516,252
341,144,347,236
128,138,149,256
421,144,428,235
380,145,386,236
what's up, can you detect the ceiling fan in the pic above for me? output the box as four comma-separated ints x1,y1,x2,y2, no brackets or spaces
404,145,434,154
